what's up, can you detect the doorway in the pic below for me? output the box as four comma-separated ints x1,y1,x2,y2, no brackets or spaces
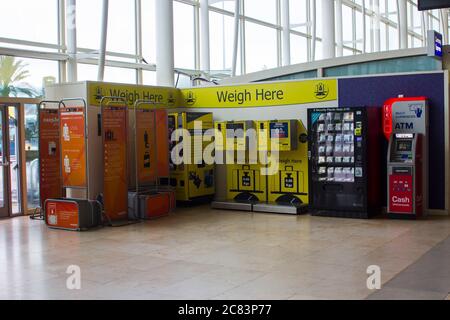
0,98,40,218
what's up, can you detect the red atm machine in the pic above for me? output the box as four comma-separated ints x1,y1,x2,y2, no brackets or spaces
387,133,423,218
382,96,428,141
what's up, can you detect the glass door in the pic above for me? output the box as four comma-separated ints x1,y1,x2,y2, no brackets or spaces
0,104,22,217
8,105,21,215
24,104,40,211
0,105,10,217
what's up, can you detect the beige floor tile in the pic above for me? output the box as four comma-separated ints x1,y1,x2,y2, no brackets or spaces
288,293,327,300
154,276,240,299
212,272,319,300
1,208,449,300
192,266,266,286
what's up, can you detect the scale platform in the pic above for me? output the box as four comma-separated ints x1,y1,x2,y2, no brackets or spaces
252,202,308,215
211,200,253,211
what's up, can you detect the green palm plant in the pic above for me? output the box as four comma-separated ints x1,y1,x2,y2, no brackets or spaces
0,56,37,97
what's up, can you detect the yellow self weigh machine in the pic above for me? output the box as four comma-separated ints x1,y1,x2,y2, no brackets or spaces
168,112,215,202
212,120,268,211
252,119,309,214
212,119,309,214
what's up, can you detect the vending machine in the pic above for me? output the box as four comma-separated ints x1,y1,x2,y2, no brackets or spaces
307,107,383,218
387,133,423,218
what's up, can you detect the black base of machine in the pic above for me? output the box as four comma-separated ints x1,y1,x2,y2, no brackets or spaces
234,192,261,204
309,208,380,219
387,213,418,220
176,195,215,206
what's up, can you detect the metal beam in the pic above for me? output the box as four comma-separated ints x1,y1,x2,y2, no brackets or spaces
200,0,210,73
398,0,408,49
374,0,381,52
66,0,78,82
0,47,68,61
336,0,343,57
155,0,174,86
281,0,290,66
321,0,335,59
231,0,240,76
98,0,109,81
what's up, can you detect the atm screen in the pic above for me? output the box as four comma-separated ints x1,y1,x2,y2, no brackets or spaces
396,140,412,152
269,122,289,138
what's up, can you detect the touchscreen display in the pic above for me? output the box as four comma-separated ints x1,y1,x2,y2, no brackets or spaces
269,122,289,138
396,140,412,152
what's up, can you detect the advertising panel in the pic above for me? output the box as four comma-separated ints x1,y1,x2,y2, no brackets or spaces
136,109,157,184
45,200,79,229
60,107,87,187
39,109,62,204
155,110,170,177
388,175,414,214
103,106,128,220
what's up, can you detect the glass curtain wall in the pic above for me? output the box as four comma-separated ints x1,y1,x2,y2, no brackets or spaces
0,0,449,93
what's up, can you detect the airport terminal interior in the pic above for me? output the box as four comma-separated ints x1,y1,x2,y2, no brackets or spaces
1,0,450,301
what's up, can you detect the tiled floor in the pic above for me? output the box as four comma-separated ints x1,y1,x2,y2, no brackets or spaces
368,235,450,300
1,205,449,300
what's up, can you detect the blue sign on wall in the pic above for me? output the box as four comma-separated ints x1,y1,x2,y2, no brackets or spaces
427,30,443,58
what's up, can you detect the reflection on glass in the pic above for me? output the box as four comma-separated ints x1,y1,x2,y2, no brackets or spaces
9,106,21,214
25,104,39,209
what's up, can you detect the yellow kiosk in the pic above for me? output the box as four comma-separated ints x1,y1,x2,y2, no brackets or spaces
212,120,267,211
252,119,309,214
168,112,215,202
212,118,308,214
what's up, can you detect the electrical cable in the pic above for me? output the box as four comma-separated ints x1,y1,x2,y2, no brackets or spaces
96,193,142,228
29,207,44,220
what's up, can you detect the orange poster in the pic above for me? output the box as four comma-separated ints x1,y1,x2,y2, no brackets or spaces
39,109,62,205
102,106,128,220
60,107,87,187
136,109,157,185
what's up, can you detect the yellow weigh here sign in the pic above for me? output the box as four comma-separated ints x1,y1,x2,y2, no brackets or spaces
181,79,337,108
87,82,181,108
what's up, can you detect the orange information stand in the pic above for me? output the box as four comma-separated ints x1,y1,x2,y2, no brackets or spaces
128,99,175,220
37,95,175,230
38,101,62,208
42,98,102,231
100,96,132,224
